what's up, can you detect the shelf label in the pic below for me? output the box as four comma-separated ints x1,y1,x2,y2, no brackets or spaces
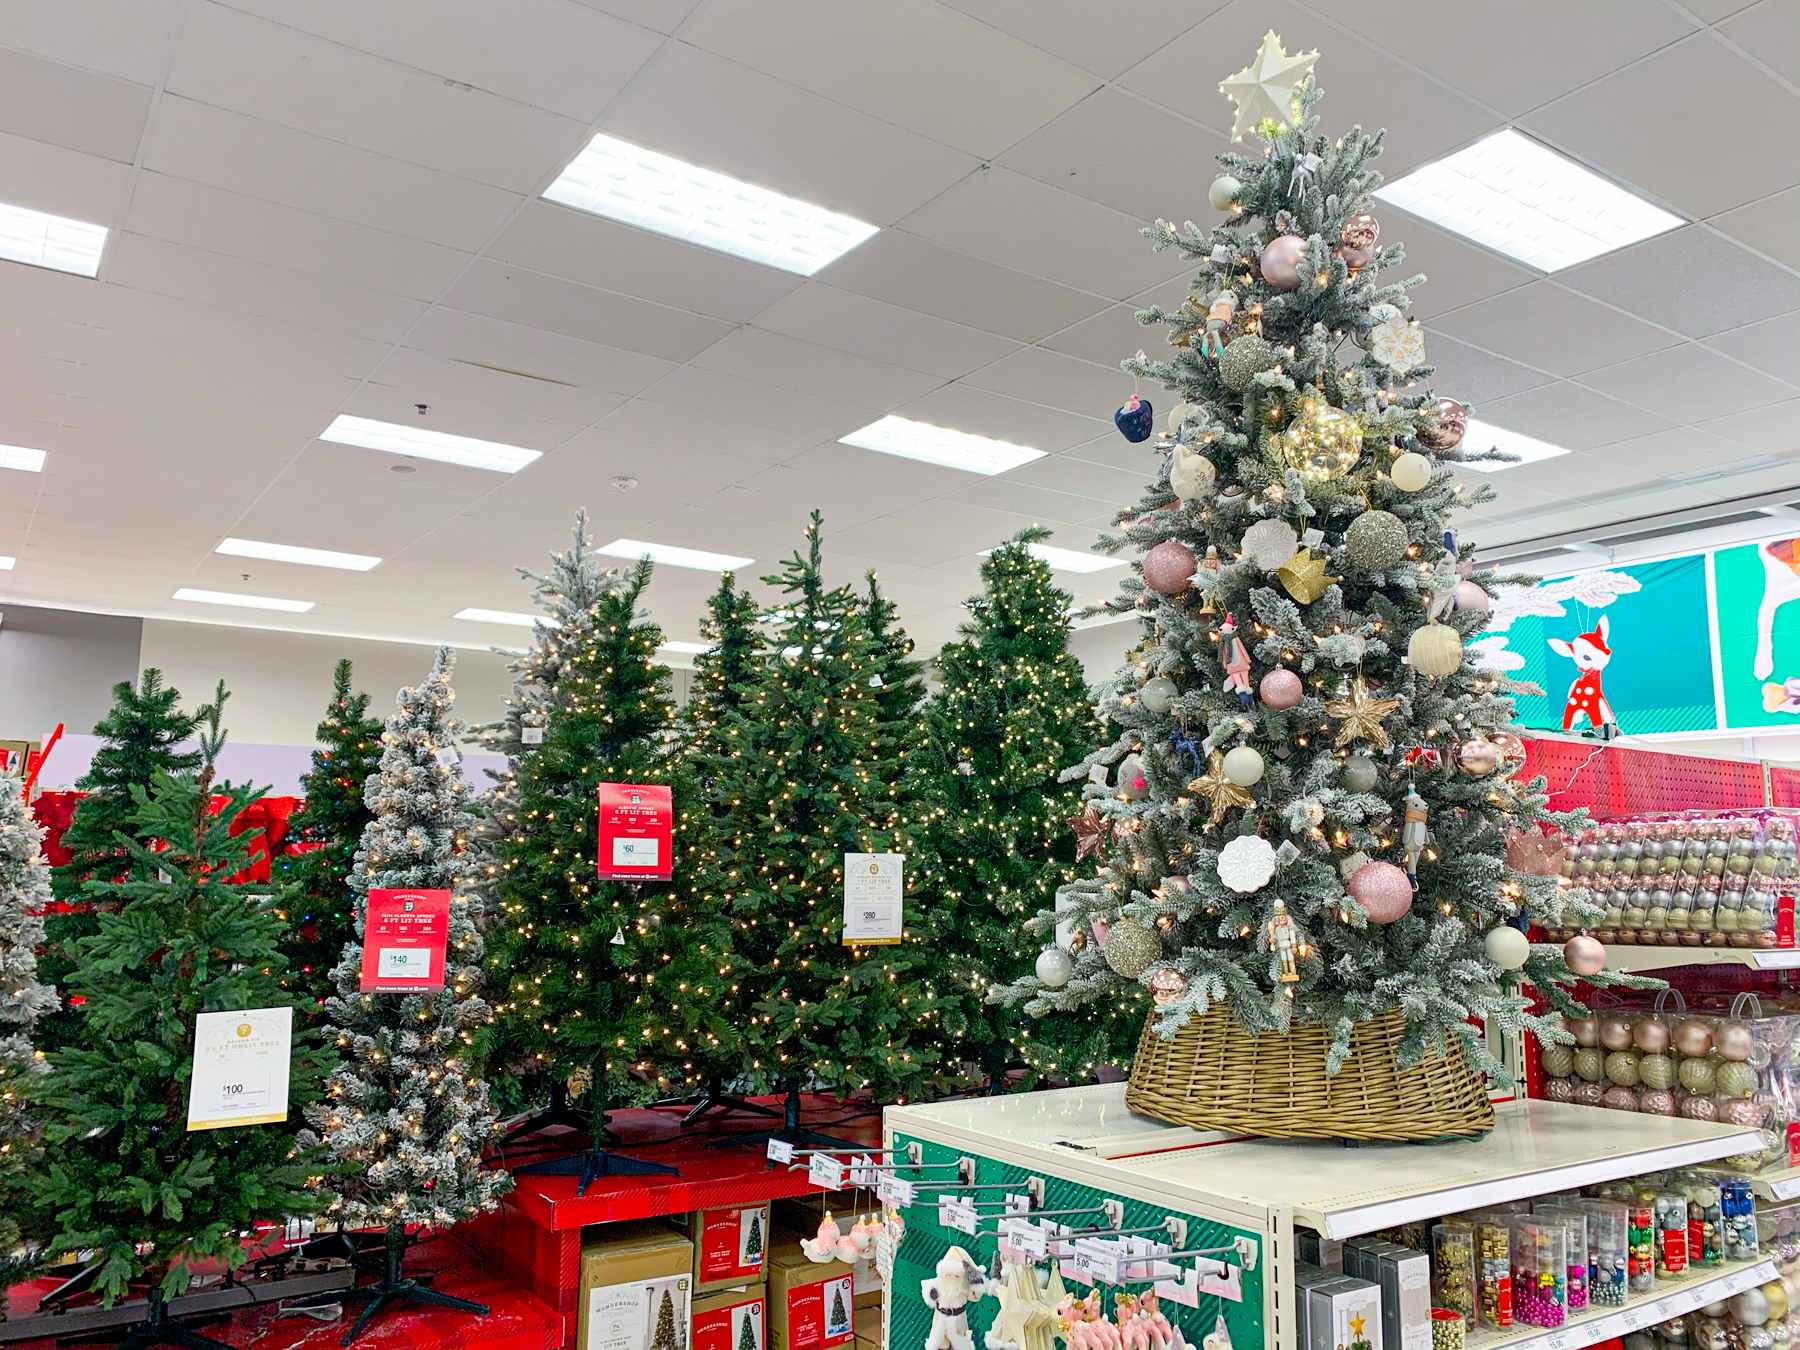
944,1200,979,1236
809,1153,847,1189
767,1139,796,1164
1002,1219,1047,1259
1071,1240,1124,1285
1155,1264,1201,1309
849,1154,879,1187
877,1175,915,1209
1004,1192,1034,1215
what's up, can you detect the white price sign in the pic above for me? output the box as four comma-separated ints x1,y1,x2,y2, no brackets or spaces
376,945,433,980
1072,1241,1124,1285
808,1153,847,1189
842,853,904,944
943,1200,978,1236
187,1007,293,1132
767,1139,796,1164
1000,1217,1047,1258
877,1175,916,1208
850,1154,880,1187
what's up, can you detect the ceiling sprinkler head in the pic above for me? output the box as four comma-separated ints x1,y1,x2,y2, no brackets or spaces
611,475,639,493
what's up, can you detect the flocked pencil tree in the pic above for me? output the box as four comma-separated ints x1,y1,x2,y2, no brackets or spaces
712,513,934,1125
904,530,1107,1088
301,646,509,1345
277,659,383,1013
38,686,329,1339
0,776,58,1287
41,669,202,1046
994,34,1634,1125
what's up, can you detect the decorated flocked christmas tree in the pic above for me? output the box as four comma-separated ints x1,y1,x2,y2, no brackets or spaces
904,530,1108,1088
301,646,510,1344
37,685,329,1347
277,659,384,1014
995,34,1635,1132
710,513,934,1131
0,776,58,1288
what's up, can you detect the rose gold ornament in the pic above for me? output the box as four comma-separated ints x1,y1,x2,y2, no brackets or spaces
1637,1087,1677,1115
1417,397,1469,451
1142,540,1197,595
1149,968,1188,1005
1506,829,1565,877
1673,1017,1715,1058
1716,1019,1756,1062
1346,859,1414,925
1601,1085,1639,1112
1458,737,1501,777
1260,234,1308,290
1337,213,1380,272
1573,1081,1605,1106
1564,933,1607,977
1632,1016,1671,1054
1720,1096,1764,1127
1569,1014,1601,1047
1544,1077,1575,1103
1680,1093,1719,1121
1599,1011,1635,1051
1493,731,1528,775
1259,667,1303,710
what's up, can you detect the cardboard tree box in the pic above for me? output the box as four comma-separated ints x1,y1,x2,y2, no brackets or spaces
768,1205,883,1310
767,1234,854,1350
692,1285,766,1350
853,1304,881,1350
676,1204,772,1292
577,1221,696,1350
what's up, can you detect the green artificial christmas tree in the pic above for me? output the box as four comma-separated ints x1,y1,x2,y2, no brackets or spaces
861,570,926,768
302,647,510,1345
905,530,1106,1088
485,558,691,1189
677,572,763,758
651,1290,680,1350
38,686,328,1344
41,670,202,1045
995,35,1639,1127
744,1210,763,1262
713,513,933,1128
0,776,57,1288
277,660,383,1013
737,1310,759,1350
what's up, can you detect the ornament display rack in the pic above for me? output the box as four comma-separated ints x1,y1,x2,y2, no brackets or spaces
880,1085,1767,1350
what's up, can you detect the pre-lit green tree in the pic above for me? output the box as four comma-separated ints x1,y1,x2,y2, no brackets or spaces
677,573,763,758
905,530,1107,1087
737,1311,758,1350
277,659,383,1013
744,1211,764,1262
0,776,57,1288
37,686,328,1344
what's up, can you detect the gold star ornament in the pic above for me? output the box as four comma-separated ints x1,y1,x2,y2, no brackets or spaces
1219,31,1320,142
1325,676,1402,752
1276,547,1340,604
1187,752,1256,827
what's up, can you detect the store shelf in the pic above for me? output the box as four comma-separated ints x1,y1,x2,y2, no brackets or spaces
1466,1258,1776,1350
1742,1164,1800,1201
1602,944,1800,972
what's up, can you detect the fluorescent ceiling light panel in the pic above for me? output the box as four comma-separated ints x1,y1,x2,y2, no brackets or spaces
0,444,47,473
660,640,709,654
983,542,1125,574
840,416,1047,475
1457,418,1571,472
1375,128,1682,272
543,132,878,276
173,587,314,613
454,607,547,628
319,415,541,473
598,538,753,572
0,200,108,277
216,537,382,572
0,557,15,571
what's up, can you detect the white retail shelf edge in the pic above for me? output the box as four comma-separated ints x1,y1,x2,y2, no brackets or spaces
1601,944,1800,972
1746,1163,1800,1201
1467,1258,1776,1350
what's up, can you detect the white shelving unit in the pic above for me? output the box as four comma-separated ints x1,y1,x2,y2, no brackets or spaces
887,1086,1767,1350
1467,1259,1776,1350
1602,944,1800,972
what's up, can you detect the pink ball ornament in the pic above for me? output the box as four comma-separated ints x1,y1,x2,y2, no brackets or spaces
1573,1081,1606,1106
1259,668,1303,710
1346,860,1414,925
1720,1096,1764,1127
1564,933,1607,977
1633,1016,1671,1054
1569,1015,1601,1048
1454,580,1491,616
1142,540,1198,596
1673,1017,1716,1058
1259,234,1307,291
1599,1012,1635,1052
1602,1085,1640,1112
1637,1088,1677,1116
1458,738,1501,777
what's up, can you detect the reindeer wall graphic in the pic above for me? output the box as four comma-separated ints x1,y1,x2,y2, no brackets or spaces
1548,614,1620,740
1754,538,1800,681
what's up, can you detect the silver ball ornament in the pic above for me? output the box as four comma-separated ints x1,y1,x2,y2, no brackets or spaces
1341,754,1380,793
1035,946,1074,989
1345,509,1409,571
1140,676,1177,714
1102,917,1161,978
1219,335,1279,392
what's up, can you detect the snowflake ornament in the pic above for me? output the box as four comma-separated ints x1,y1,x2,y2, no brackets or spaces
1369,316,1426,370
1217,834,1279,893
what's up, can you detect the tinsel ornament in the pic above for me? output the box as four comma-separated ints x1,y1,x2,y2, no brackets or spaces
1346,860,1413,925
1142,540,1197,595
1457,737,1500,777
1484,925,1529,970
1344,509,1409,571
1034,946,1073,989
1219,334,1279,392
1207,174,1242,211
1139,676,1177,714
1417,397,1469,451
1276,547,1340,604
1218,835,1278,893
1241,518,1299,571
1390,451,1433,492
1259,668,1303,710
1341,754,1380,793
1149,968,1188,1005
1222,745,1265,786
1324,676,1401,751
1188,752,1256,826
1454,580,1490,615
1103,917,1161,978
1258,234,1307,290
1272,391,1363,482
1408,623,1463,678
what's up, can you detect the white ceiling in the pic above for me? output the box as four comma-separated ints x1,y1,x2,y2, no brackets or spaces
1,0,1798,657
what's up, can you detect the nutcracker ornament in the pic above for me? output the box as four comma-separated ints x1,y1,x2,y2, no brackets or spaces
1218,613,1254,710
1267,898,1300,984
1401,789,1429,882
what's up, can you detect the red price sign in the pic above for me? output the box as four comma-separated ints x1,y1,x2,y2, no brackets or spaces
596,782,673,881
358,888,450,993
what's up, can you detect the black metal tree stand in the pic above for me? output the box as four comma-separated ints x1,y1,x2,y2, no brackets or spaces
330,1224,489,1347
510,1087,676,1196
114,1291,234,1350
676,1077,783,1126
711,1083,856,1154
496,1078,593,1146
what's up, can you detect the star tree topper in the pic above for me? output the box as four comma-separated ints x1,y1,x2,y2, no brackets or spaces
1219,31,1320,142
1324,676,1402,752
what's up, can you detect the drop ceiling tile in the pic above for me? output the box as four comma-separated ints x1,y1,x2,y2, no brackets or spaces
1720,2,1800,84
1523,33,1800,218
568,0,699,33
1713,186,1800,274
440,259,733,362
1696,396,1800,454
1040,300,1174,367
1121,0,1496,175
600,41,976,226
827,501,1040,568
753,284,1018,380
892,382,1107,455
168,4,590,194
1000,88,1228,220
1685,0,1759,19
820,229,1107,342
0,0,184,86
353,346,631,441
401,307,677,398
1554,426,1744,489
681,0,1097,157
1420,331,1555,405
942,0,1218,78
950,477,1119,526
1706,310,1800,386
1433,282,1680,377
1581,343,1795,423
1009,454,1144,501
142,97,522,251
1384,213,1535,320
632,365,883,451
125,172,470,302
568,397,801,478
960,347,1131,418
0,46,151,163
691,328,943,406
217,0,662,123
488,201,802,323
229,457,492,556
902,167,1186,301
1061,432,1166,477
728,448,966,530
1558,226,1800,339
0,129,132,227
1477,380,1676,451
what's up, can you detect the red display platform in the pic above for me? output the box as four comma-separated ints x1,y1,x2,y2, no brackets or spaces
468,1097,881,1350
5,1236,559,1350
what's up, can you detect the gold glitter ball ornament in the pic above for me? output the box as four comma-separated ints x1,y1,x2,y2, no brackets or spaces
1103,917,1161,978
1272,391,1362,482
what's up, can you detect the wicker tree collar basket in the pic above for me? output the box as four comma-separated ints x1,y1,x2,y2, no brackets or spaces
1125,1003,1495,1141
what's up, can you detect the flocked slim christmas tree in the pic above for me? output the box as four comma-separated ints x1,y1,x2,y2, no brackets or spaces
996,35,1634,1136
905,530,1109,1088
0,776,58,1287
38,686,328,1347
278,660,383,1014
302,646,509,1345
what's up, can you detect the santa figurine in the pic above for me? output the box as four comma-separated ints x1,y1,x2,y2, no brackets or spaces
1217,615,1254,710
1401,790,1430,882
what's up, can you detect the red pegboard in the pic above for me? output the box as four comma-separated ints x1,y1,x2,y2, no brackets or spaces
1521,735,1769,817
1772,767,1800,807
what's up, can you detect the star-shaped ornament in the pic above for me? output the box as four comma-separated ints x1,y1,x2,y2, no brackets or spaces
1187,752,1256,827
1325,676,1403,752
1276,547,1341,605
1219,31,1320,142
1069,804,1113,862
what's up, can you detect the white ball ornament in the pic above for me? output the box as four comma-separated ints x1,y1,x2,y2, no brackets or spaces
1218,835,1278,893
1035,946,1074,988
1408,623,1464,678
1241,519,1299,571
1207,175,1243,211
1485,925,1531,971
1169,445,1216,502
1222,745,1265,787
1390,451,1433,492
1139,676,1177,714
